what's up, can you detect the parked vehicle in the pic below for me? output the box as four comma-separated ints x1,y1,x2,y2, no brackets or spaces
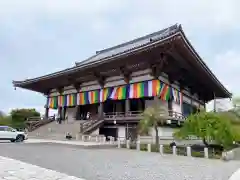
0,126,28,142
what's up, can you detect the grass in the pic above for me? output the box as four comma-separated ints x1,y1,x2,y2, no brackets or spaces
121,143,222,159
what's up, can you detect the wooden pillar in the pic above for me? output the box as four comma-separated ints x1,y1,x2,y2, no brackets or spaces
179,85,184,115
45,107,49,119
168,79,173,113
99,102,104,119
213,92,216,112
190,95,193,114
57,87,64,120
74,83,81,120
125,99,130,114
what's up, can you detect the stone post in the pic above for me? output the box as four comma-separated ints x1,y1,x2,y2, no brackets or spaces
117,138,121,148
159,145,164,155
126,140,130,149
204,147,209,158
147,144,151,152
173,146,177,155
187,146,191,157
76,134,79,140
136,141,140,151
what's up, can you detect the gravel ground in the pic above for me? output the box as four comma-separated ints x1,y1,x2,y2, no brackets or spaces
0,156,84,180
0,142,239,180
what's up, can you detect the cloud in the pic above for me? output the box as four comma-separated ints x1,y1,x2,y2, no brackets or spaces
0,0,239,113
211,50,240,95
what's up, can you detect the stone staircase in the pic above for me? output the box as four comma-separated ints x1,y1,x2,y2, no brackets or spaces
28,120,84,140
28,118,105,140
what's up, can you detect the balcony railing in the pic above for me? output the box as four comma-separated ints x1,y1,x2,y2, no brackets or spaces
103,110,186,121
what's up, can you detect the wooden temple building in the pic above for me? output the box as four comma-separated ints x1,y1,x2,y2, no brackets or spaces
13,24,231,139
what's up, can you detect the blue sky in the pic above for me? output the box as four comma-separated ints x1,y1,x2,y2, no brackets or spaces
1,0,239,114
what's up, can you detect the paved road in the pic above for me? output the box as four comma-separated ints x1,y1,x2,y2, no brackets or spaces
0,142,239,180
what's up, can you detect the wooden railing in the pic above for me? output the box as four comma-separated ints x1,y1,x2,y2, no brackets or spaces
80,118,104,134
26,116,55,132
103,110,186,121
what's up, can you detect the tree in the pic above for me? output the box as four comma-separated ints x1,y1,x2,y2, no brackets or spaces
10,108,40,128
138,103,168,151
0,115,12,126
174,111,239,150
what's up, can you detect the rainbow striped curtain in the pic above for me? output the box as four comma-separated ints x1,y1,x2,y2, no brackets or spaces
88,90,100,104
47,96,58,109
171,88,182,104
159,83,171,101
128,80,161,99
77,92,88,105
58,94,77,107
58,95,66,107
99,88,112,102
109,86,127,100
66,94,77,106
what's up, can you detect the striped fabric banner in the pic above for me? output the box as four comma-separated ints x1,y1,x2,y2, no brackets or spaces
88,90,100,104
66,94,77,106
159,83,171,101
128,80,161,98
47,96,58,109
128,82,147,99
109,86,127,100
58,95,66,107
77,92,88,105
171,88,180,104
99,88,112,102
147,79,161,97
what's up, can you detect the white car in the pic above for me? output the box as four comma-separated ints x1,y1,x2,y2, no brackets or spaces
0,126,28,142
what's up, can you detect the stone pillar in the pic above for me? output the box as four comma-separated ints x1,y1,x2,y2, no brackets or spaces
45,107,49,119
98,103,104,119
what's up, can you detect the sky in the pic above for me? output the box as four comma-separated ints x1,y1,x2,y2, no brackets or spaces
1,0,239,115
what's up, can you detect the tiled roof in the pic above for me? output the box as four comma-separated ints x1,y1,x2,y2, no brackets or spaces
76,24,181,66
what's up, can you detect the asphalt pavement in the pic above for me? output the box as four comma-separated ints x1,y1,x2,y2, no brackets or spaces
0,142,239,180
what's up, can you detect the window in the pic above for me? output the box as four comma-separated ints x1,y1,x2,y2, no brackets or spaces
0,127,6,131
6,127,15,132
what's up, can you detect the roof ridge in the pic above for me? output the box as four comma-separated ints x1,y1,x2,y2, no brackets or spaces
97,23,180,54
